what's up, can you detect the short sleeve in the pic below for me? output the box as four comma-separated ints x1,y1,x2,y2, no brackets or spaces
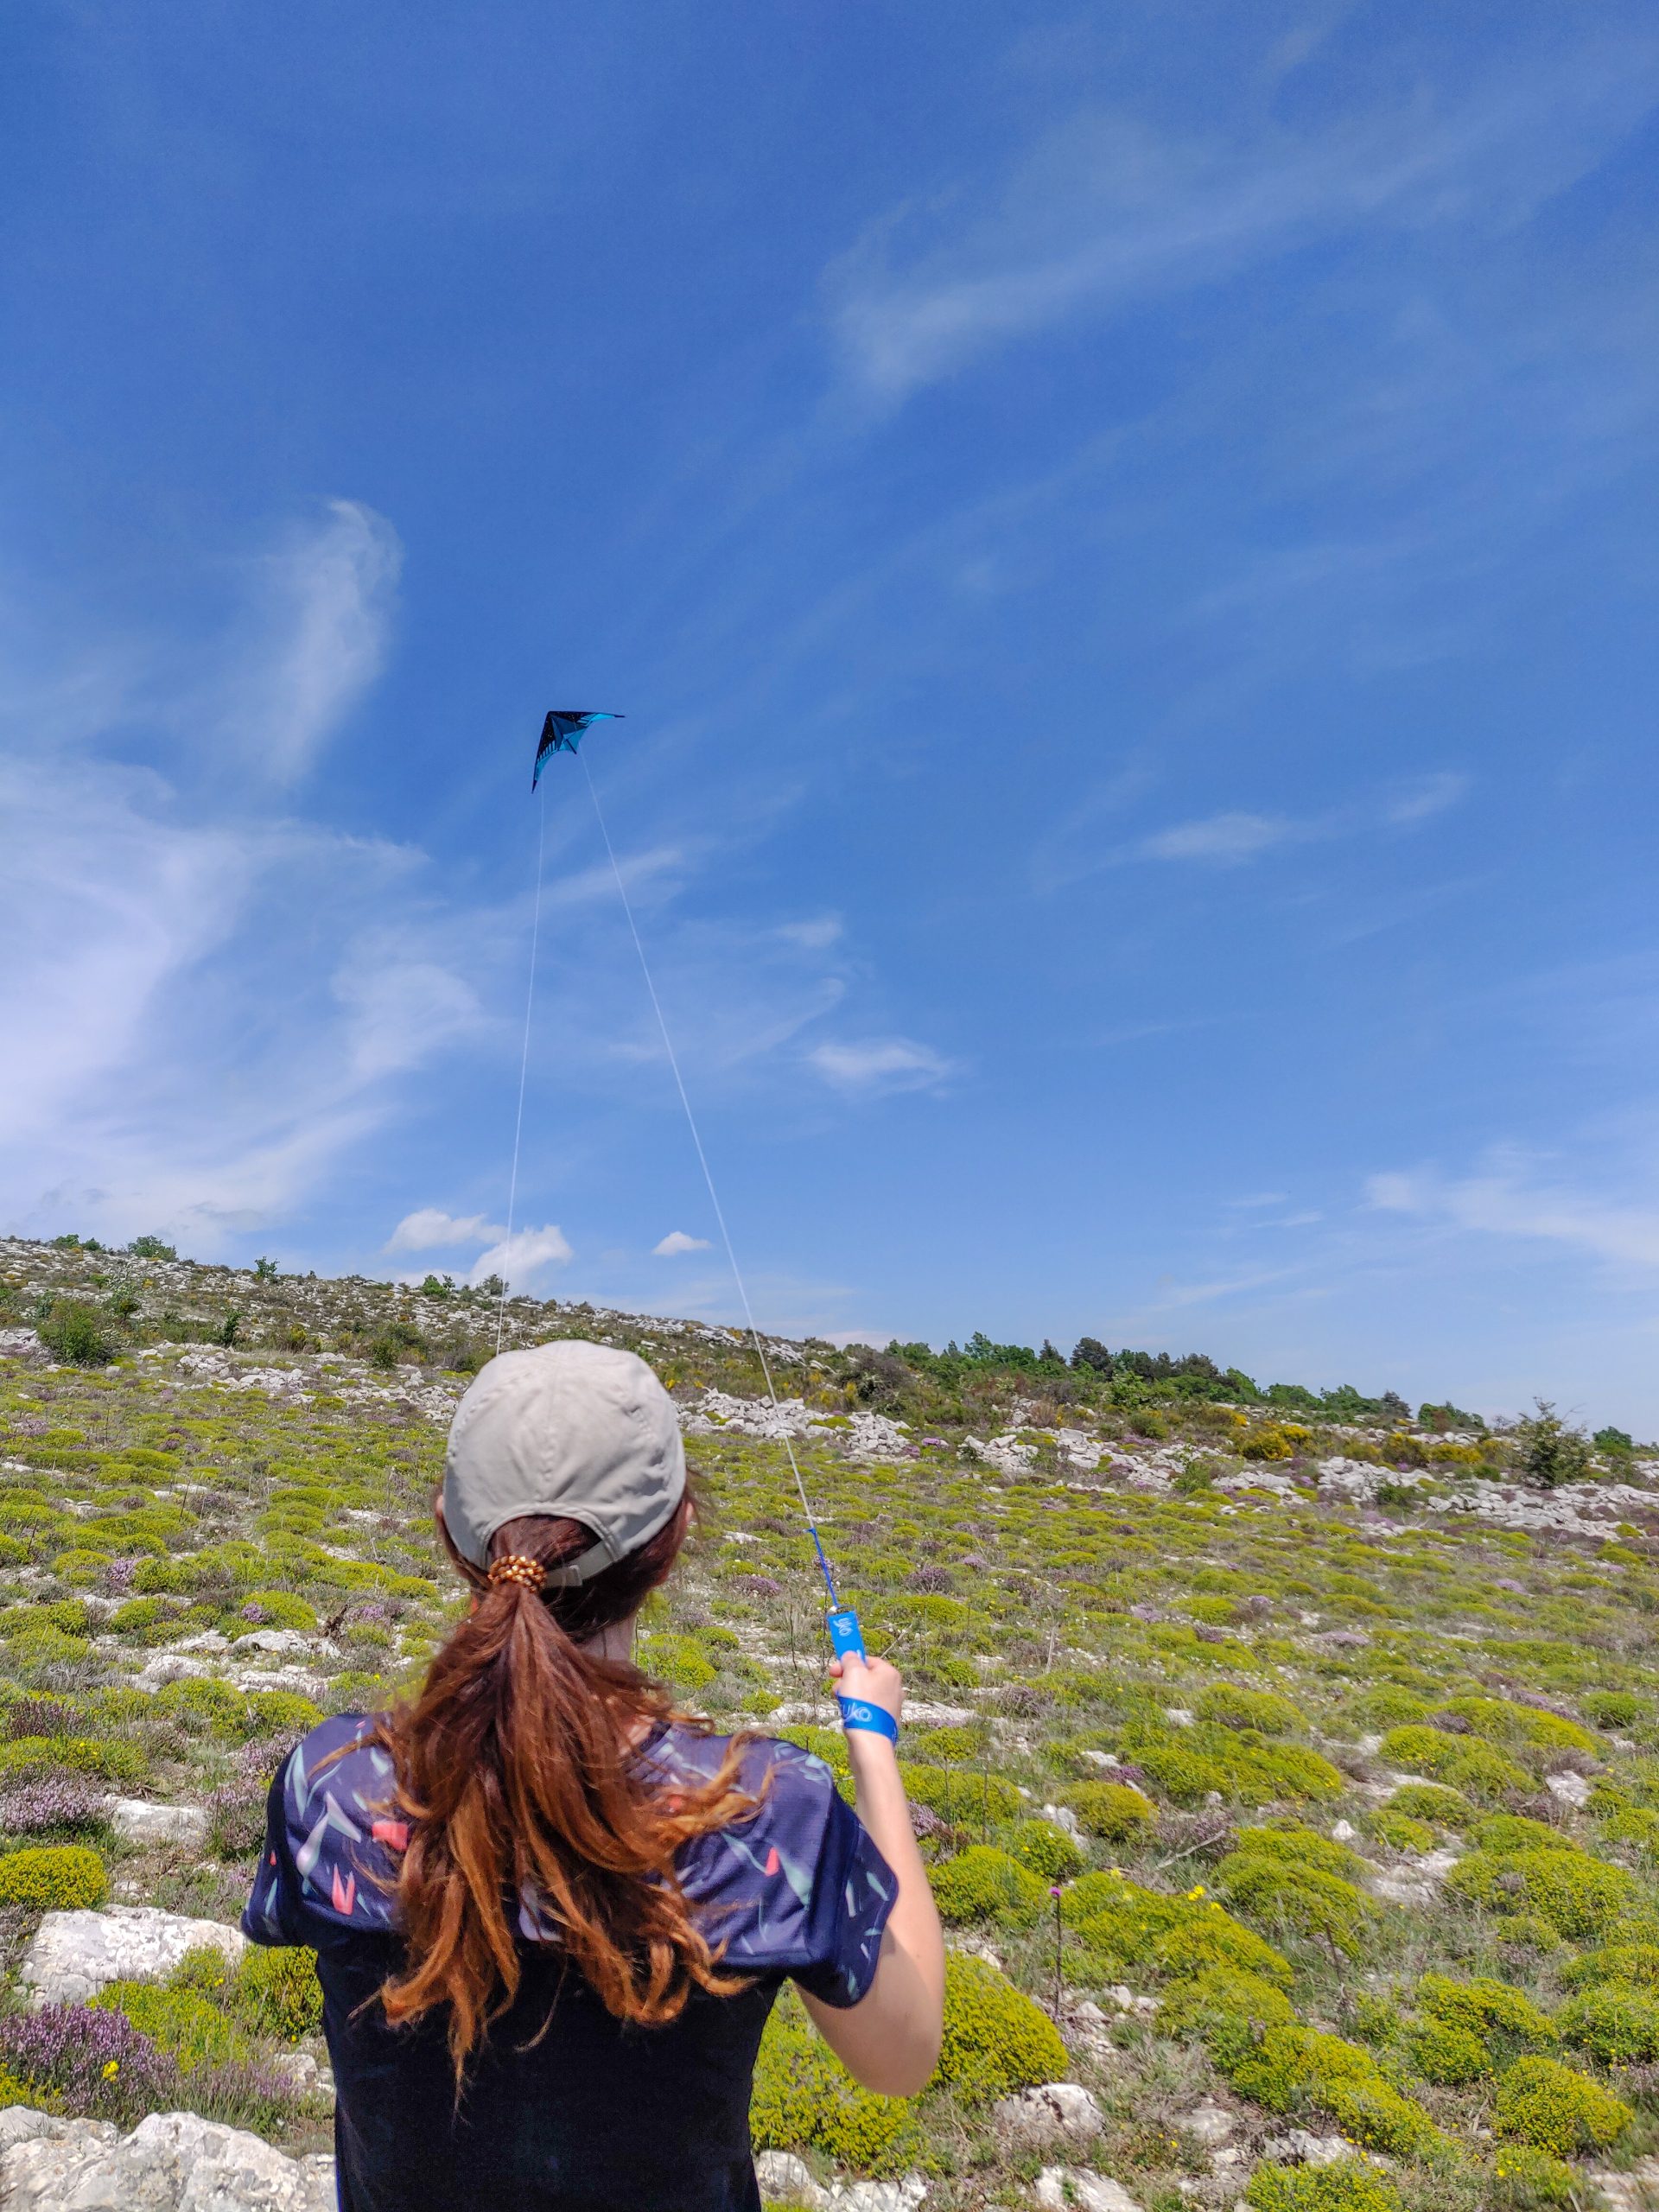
787,1788,897,2010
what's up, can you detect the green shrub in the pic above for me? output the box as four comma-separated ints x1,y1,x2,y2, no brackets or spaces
1064,1781,1157,1842
53,1549,114,1589
899,1763,1022,1824
1384,1781,1471,1828
169,1943,323,2043
1429,1695,1599,1757
1064,1871,1291,1986
1365,1810,1433,1853
1212,1834,1370,1954
1488,2144,1580,2209
236,1591,319,1633
0,1843,107,1910
1560,1942,1659,1989
747,1994,915,2174
1447,1847,1637,1940
1491,2056,1631,2156
38,1305,113,1366
1196,1683,1307,1736
1342,1688,1428,1731
931,1847,1046,1927
932,1953,1068,2102
94,1980,249,2069
1229,2023,1443,2157
1471,1815,1580,1857
1001,1819,1084,1883
905,1725,982,1764
1581,1691,1643,1730
1377,1726,1529,1799
1160,1966,1295,2069
1556,1980,1659,2063
1404,2014,1490,2083
1244,2163,1403,2212
0,1737,144,1789
245,1691,322,1737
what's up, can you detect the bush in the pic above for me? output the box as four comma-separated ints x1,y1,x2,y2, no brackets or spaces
236,1591,319,1633
0,1735,143,1789
1447,1847,1637,1940
1513,1402,1593,1490
0,1844,107,1910
1064,1871,1291,1987
1431,1695,1599,1757
1385,1781,1471,1828
1491,2056,1630,2156
1001,1819,1084,1883
1244,2164,1403,2212
1196,1683,1307,1736
1377,1726,1529,1800
1581,1691,1642,1730
1560,1942,1659,1989
217,1944,323,2042
0,2001,172,2124
37,1305,114,1366
1366,1810,1433,1854
932,1953,1068,2102
899,1763,1023,1825
1556,1980,1659,2063
0,1775,109,1836
751,1995,913,2173
93,1980,249,2069
1229,2023,1443,2157
1416,1973,1554,2050
1404,2014,1490,2083
1488,2145,1580,2209
931,1846,1046,1927
1064,1781,1157,1842
1160,1966,1295,2069
1212,1851,1370,1955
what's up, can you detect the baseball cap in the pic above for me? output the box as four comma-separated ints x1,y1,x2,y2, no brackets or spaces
442,1339,686,1584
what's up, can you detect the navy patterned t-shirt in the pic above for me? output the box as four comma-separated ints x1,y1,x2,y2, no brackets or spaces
244,1713,896,2212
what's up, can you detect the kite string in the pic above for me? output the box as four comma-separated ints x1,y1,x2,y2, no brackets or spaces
496,789,547,1356
579,751,840,1608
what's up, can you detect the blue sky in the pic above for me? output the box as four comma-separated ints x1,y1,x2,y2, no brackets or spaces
3,3,1658,1430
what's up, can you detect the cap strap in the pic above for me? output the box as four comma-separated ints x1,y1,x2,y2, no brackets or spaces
486,1554,547,1592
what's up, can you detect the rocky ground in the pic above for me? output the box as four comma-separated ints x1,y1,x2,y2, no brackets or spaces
2,1238,1659,2208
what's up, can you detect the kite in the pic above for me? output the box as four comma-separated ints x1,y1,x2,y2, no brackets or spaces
531,709,624,788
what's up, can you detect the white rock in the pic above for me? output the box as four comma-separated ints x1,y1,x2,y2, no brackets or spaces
1262,2129,1359,2167
1163,1707,1195,1728
1546,1770,1592,1808
827,2181,927,2212
1040,1803,1085,1841
0,2109,119,2151
1033,2169,1142,2212
1331,1820,1357,1842
232,1629,319,1656
1102,1984,1159,2016
1366,1847,1459,1907
756,2148,830,2207
172,1633,231,1656
1182,2101,1236,2146
1588,2155,1659,2211
135,1652,216,1688
106,1800,211,1848
992,2082,1103,2149
0,2108,336,2210
21,1907,245,2007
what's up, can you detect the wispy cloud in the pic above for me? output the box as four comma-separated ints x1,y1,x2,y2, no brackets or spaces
470,1224,574,1287
1128,772,1468,868
653,1230,712,1256
826,46,1659,403
231,501,401,785
386,1208,505,1254
807,1038,960,1095
1369,1152,1659,1269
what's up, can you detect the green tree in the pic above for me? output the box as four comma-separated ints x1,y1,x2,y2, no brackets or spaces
129,1235,177,1262
1516,1401,1593,1489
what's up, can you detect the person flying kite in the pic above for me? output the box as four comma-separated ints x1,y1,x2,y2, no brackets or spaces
531,709,623,788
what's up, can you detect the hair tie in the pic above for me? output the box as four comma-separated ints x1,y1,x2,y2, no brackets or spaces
486,1554,546,1593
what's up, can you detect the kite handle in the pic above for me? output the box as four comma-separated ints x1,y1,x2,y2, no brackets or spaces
826,1607,865,1662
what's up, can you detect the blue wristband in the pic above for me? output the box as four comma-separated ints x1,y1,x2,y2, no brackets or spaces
836,1694,899,1743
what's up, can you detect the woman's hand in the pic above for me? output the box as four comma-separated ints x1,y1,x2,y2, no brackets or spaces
826,1649,904,1729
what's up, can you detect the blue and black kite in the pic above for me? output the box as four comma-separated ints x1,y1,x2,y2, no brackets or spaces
531,710,623,789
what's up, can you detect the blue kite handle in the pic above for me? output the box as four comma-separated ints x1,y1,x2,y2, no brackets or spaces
826,1607,865,1662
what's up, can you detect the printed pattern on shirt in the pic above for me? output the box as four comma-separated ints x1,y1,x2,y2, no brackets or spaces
244,1713,894,2007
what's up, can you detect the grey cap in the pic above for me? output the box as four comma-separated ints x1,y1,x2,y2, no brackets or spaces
442,1339,686,1583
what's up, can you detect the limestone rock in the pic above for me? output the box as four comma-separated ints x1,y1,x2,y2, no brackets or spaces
756,2149,830,2208
0,2107,336,2210
1262,2128,1361,2166
1587,2155,1659,2211
135,1653,216,1689
1546,1770,1592,1808
1182,2101,1236,2147
828,2180,927,2212
1033,2169,1142,2211
21,1906,245,2007
992,2081,1103,2149
1366,1846,1459,1907
107,1799,211,1848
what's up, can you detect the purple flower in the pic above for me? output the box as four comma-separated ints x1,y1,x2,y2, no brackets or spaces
0,1775,106,1834
0,2004,172,2120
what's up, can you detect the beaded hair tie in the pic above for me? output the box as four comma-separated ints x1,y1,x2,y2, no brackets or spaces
486,1553,547,1592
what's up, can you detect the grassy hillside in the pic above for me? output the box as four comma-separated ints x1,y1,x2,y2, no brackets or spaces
3,1236,1659,2209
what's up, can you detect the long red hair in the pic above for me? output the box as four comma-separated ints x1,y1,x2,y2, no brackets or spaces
375,1495,756,2075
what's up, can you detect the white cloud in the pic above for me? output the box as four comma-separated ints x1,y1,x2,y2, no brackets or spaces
386,1208,505,1255
1369,1156,1659,1268
653,1230,712,1256
234,501,402,785
807,1038,960,1095
1130,772,1471,868
1140,810,1304,864
468,1224,574,1287
777,916,843,950
826,48,1659,403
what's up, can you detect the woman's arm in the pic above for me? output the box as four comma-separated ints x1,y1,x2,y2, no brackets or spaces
798,1652,945,2097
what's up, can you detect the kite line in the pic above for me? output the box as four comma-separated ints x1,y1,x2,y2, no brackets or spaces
577,749,841,1610
496,790,547,1356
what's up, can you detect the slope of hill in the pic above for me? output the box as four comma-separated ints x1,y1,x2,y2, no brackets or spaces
2,1238,1659,2209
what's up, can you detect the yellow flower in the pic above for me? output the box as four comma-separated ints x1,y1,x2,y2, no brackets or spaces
101,2060,118,2078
